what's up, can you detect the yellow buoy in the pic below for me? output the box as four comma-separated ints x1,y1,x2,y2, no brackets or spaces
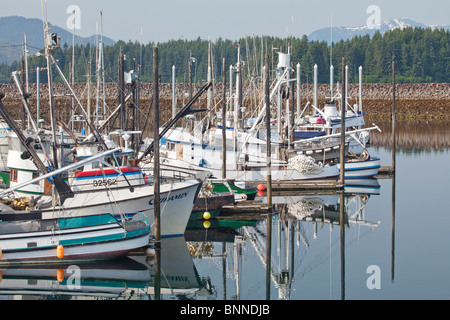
56,269,64,282
203,221,211,229
57,245,64,259
203,211,211,220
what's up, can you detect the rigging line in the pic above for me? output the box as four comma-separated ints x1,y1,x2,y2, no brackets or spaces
99,165,127,223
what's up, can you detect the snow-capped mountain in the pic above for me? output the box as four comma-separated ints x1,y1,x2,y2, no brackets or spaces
308,18,450,43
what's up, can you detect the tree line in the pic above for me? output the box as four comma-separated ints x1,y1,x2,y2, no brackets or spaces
0,26,448,85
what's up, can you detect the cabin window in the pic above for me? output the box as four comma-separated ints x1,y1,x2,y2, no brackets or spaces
92,161,100,169
32,172,40,185
10,169,18,182
167,142,175,151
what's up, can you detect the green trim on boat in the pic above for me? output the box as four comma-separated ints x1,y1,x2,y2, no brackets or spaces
0,172,9,187
58,214,118,229
211,182,257,195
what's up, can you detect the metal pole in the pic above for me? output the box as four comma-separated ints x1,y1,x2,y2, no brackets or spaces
153,46,161,246
36,67,40,127
296,63,301,118
289,67,295,147
313,64,318,113
20,56,26,130
339,57,346,186
172,65,176,119
188,55,193,101
222,57,227,180
359,66,363,113
330,64,334,100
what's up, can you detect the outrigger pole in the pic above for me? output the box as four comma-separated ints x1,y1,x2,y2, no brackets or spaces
137,81,212,163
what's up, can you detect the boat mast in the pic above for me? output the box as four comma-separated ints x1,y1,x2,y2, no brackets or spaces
42,0,60,170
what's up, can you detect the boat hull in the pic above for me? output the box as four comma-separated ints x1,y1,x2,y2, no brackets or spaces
0,214,150,265
37,179,203,239
342,157,381,178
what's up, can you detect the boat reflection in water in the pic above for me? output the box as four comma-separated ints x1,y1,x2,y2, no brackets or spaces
0,237,203,300
0,178,385,300
185,178,382,300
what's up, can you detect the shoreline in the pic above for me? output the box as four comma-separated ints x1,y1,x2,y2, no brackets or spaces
0,83,448,122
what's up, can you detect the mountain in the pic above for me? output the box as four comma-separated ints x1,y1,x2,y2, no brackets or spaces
308,18,450,43
0,16,116,64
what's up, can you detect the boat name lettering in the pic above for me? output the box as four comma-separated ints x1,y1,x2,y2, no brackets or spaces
149,192,188,206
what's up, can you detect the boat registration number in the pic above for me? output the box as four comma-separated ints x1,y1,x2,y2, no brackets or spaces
93,178,117,187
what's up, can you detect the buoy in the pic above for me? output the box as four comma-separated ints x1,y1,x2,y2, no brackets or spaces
56,269,64,282
257,184,266,191
0,248,2,260
57,245,64,259
257,190,266,197
203,221,211,229
203,211,211,220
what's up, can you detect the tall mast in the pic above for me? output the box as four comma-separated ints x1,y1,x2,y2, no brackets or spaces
42,0,59,169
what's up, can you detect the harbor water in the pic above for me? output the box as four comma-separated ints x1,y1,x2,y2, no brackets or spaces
0,123,449,301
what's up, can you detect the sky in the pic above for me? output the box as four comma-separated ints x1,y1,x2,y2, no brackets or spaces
2,0,449,43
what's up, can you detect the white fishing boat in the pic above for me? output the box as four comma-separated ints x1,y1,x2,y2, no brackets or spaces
341,156,381,179
152,126,339,183
3,133,206,238
0,212,150,265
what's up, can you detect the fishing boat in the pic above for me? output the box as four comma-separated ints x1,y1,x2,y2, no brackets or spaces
1,68,206,239
0,212,150,265
2,132,207,238
154,126,339,183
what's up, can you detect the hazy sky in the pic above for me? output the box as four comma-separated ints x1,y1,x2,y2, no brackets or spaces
2,0,449,43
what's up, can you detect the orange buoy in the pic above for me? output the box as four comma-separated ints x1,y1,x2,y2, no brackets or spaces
57,245,64,259
257,190,266,197
0,248,2,260
57,269,64,282
257,184,266,191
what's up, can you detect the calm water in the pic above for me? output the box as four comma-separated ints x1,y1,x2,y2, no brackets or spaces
1,136,449,301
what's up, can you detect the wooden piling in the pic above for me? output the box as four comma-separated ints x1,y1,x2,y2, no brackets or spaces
339,57,346,185
265,55,272,208
153,46,161,245
392,60,396,171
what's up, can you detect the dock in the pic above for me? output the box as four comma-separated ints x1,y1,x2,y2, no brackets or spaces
220,200,272,216
375,166,395,178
